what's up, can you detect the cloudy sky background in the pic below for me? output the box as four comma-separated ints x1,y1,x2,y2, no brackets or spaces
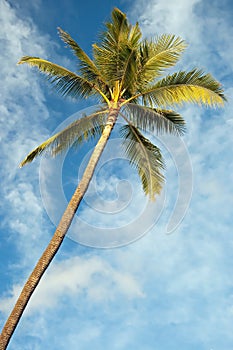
0,0,233,349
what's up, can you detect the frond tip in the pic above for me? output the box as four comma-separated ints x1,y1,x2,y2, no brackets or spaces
19,109,108,167
19,137,56,168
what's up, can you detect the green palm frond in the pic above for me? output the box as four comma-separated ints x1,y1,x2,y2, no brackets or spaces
121,103,186,135
137,35,187,85
128,21,142,47
140,69,226,107
118,46,138,92
118,22,141,92
19,108,109,167
93,8,129,83
18,56,98,99
102,7,130,48
93,8,141,87
58,27,107,88
120,124,164,200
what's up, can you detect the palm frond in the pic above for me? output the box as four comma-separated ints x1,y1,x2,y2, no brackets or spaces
103,7,130,47
138,35,187,84
118,46,138,92
121,103,186,135
58,27,107,88
119,22,142,92
128,21,142,47
18,56,98,99
93,8,141,88
140,69,226,107
19,108,109,167
120,124,164,200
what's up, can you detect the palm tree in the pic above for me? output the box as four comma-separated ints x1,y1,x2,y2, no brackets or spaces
0,7,225,349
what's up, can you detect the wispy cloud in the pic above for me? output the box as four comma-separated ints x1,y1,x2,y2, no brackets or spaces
131,0,201,40
0,0,55,272
0,255,144,315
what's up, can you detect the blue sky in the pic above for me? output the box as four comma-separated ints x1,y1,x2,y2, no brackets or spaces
0,0,233,349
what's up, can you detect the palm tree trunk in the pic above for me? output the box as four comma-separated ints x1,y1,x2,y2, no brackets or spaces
0,104,120,350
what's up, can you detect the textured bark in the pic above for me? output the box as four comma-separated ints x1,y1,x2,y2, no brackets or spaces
0,104,120,350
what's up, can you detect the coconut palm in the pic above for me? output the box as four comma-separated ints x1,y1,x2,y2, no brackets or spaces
0,7,225,349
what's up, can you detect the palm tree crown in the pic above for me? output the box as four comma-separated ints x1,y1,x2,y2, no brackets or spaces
18,8,225,199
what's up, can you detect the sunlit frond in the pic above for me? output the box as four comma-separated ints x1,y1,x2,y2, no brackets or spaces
119,22,142,92
140,69,226,107
118,47,137,91
120,124,164,200
121,103,186,135
18,56,97,99
93,8,141,88
102,7,130,48
128,22,142,47
19,108,109,167
137,35,187,84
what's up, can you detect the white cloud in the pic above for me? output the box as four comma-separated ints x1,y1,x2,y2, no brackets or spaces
130,0,201,40
0,255,144,316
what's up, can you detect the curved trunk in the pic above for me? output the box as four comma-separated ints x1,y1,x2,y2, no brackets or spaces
0,104,120,350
